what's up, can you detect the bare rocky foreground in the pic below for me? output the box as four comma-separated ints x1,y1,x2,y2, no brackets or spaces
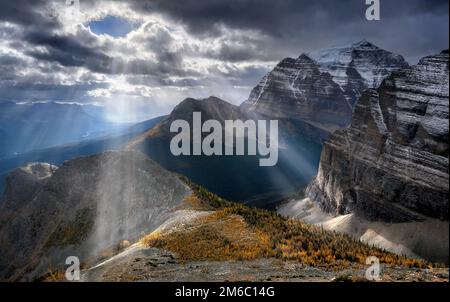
81,245,449,282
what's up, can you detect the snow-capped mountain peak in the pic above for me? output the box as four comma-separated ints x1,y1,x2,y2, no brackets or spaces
241,41,409,132
309,40,408,89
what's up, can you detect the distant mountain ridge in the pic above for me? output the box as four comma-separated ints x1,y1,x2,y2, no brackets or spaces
0,102,117,158
0,116,164,197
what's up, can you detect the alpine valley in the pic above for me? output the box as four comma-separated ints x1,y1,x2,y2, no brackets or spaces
129,41,410,207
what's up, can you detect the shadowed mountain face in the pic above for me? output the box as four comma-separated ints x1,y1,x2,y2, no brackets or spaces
278,51,449,263
306,50,449,222
129,97,323,207
241,41,408,133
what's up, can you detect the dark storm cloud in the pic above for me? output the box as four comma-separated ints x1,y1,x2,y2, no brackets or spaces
2,0,447,72
113,56,189,77
0,0,448,110
24,31,114,73
126,75,202,88
130,0,447,36
0,52,107,103
1,0,448,64
0,0,187,77
0,0,60,29
130,0,449,62
125,63,268,88
0,54,24,66
199,32,272,62
22,30,189,77
210,44,262,62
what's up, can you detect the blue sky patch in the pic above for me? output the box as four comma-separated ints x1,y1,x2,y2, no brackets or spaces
89,15,138,38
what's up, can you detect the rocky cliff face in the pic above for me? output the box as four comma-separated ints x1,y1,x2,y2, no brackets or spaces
306,50,449,223
241,41,408,132
0,150,191,281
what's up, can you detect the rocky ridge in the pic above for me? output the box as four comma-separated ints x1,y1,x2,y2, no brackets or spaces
0,150,191,281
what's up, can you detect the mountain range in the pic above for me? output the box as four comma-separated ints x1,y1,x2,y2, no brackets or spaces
241,40,409,132
127,41,410,205
0,43,448,279
0,42,421,204
280,50,449,263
